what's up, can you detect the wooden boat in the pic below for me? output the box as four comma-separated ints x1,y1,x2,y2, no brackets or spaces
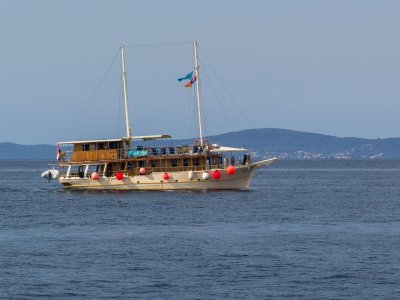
50,41,276,190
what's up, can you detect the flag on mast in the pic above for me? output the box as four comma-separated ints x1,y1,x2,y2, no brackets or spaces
56,144,61,161
177,71,193,82
184,75,197,88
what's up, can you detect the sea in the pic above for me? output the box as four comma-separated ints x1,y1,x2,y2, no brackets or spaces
0,160,399,299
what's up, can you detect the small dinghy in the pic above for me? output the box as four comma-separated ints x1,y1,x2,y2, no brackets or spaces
41,169,60,180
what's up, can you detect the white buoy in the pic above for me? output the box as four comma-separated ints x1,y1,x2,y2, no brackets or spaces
202,172,210,180
188,170,194,180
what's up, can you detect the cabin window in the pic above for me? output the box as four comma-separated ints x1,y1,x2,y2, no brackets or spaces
86,165,103,177
127,162,133,170
96,165,104,173
194,157,200,166
77,165,85,178
139,161,146,168
183,158,189,167
82,144,89,151
171,159,177,167
69,165,84,177
109,142,118,149
212,157,220,165
106,164,112,177
151,161,156,168
98,143,104,150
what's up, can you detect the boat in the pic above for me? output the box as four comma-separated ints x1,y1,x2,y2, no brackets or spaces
44,41,276,190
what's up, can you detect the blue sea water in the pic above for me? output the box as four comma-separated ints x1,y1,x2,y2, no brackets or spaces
0,160,399,299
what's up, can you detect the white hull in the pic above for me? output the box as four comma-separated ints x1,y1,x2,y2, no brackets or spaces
59,159,276,190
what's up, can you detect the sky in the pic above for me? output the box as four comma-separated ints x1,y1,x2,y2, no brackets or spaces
1,0,399,144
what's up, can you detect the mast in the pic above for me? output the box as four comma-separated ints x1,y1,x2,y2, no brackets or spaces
193,41,204,147
120,45,132,138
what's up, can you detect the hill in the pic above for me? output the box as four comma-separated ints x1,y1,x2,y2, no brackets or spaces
196,129,400,159
0,143,55,160
1,129,400,159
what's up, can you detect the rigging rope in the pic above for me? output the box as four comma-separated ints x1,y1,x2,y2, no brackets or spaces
198,46,255,129
59,42,248,147
61,48,120,141
125,42,192,48
116,85,123,138
188,84,196,140
200,64,234,131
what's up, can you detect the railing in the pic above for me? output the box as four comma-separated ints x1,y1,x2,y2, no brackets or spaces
70,149,118,162
129,164,222,175
124,145,209,157
59,145,250,170
62,163,236,179
60,145,217,163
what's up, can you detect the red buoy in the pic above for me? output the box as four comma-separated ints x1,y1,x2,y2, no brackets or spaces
116,172,124,180
226,165,236,175
91,171,99,180
162,172,170,180
212,170,221,179
140,167,146,175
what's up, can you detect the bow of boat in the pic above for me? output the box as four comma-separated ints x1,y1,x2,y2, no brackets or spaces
250,158,277,169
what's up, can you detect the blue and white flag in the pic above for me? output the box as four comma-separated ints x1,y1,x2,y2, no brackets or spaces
177,71,193,82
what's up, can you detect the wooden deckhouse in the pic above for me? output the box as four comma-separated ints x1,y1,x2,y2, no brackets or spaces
58,135,248,181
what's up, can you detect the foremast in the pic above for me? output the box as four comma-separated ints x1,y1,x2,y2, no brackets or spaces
120,46,132,139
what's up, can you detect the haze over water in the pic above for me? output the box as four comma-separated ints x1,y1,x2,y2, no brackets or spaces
0,160,399,299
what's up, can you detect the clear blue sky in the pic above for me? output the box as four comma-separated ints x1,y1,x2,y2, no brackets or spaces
1,0,399,144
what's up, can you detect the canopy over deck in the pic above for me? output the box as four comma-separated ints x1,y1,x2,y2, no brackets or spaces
131,134,172,141
210,146,249,152
58,134,172,145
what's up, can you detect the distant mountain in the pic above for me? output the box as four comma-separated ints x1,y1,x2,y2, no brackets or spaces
196,128,400,159
0,143,55,160
1,129,400,159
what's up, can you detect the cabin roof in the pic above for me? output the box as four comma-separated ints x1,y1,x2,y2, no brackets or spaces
210,146,249,152
58,134,172,145
132,134,172,141
58,138,127,145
